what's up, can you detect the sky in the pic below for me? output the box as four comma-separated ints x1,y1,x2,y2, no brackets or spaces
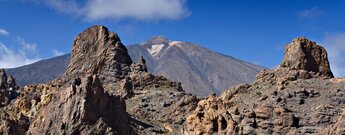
0,0,345,77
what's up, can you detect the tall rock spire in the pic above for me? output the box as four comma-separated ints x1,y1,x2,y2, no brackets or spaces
64,25,133,79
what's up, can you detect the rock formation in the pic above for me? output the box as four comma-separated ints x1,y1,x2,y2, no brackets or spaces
281,37,333,78
0,25,199,135
27,75,130,135
0,69,18,107
186,38,345,134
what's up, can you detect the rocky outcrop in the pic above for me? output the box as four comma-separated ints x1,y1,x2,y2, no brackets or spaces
63,25,133,85
281,37,333,78
0,84,56,135
25,26,134,134
27,75,130,135
131,56,148,73
186,38,344,134
0,69,18,107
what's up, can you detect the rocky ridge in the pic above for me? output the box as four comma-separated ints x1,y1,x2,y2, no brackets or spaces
186,37,345,135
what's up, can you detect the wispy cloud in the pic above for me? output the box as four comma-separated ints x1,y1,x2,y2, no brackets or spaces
0,38,41,68
321,33,345,77
0,28,9,36
52,49,65,56
299,7,326,19
33,0,189,21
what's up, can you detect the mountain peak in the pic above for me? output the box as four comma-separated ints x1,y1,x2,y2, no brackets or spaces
142,35,170,45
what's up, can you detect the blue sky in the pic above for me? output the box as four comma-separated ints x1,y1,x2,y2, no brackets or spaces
1,0,345,76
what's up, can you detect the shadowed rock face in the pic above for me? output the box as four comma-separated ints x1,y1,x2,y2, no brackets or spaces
281,37,333,78
27,75,130,135
26,25,132,135
0,26,132,135
65,25,132,80
0,69,18,107
185,38,344,135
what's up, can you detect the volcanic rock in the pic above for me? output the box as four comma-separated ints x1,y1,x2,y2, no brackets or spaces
64,25,132,82
186,38,344,135
27,75,130,135
0,69,18,107
281,37,333,78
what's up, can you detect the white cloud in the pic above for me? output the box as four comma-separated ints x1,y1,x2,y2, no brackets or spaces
17,37,38,55
0,39,41,68
36,0,189,21
299,7,326,19
321,33,345,77
0,28,9,36
44,0,82,14
84,0,189,21
52,49,65,56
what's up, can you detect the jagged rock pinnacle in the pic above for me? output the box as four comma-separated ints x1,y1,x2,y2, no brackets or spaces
64,25,133,79
0,69,18,107
281,37,334,78
0,69,7,89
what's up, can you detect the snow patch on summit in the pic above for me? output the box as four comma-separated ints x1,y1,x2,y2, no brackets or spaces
147,43,164,57
169,41,183,46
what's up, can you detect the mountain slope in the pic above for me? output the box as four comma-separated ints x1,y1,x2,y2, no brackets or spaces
6,36,264,97
6,54,70,86
128,36,264,96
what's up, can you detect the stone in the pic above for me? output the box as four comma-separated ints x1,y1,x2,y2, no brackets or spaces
281,37,333,78
0,69,18,107
27,75,131,135
63,25,133,84
0,69,7,89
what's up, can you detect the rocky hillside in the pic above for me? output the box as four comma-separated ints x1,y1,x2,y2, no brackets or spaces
6,36,263,97
185,37,345,134
0,25,199,135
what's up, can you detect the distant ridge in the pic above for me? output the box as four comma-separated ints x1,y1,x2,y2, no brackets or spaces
6,54,70,85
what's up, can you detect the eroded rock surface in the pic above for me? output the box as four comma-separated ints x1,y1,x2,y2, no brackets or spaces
65,25,132,78
186,38,345,135
281,37,333,78
0,69,18,107
28,75,130,135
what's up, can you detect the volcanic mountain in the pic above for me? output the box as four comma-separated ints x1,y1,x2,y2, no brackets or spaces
6,36,263,97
